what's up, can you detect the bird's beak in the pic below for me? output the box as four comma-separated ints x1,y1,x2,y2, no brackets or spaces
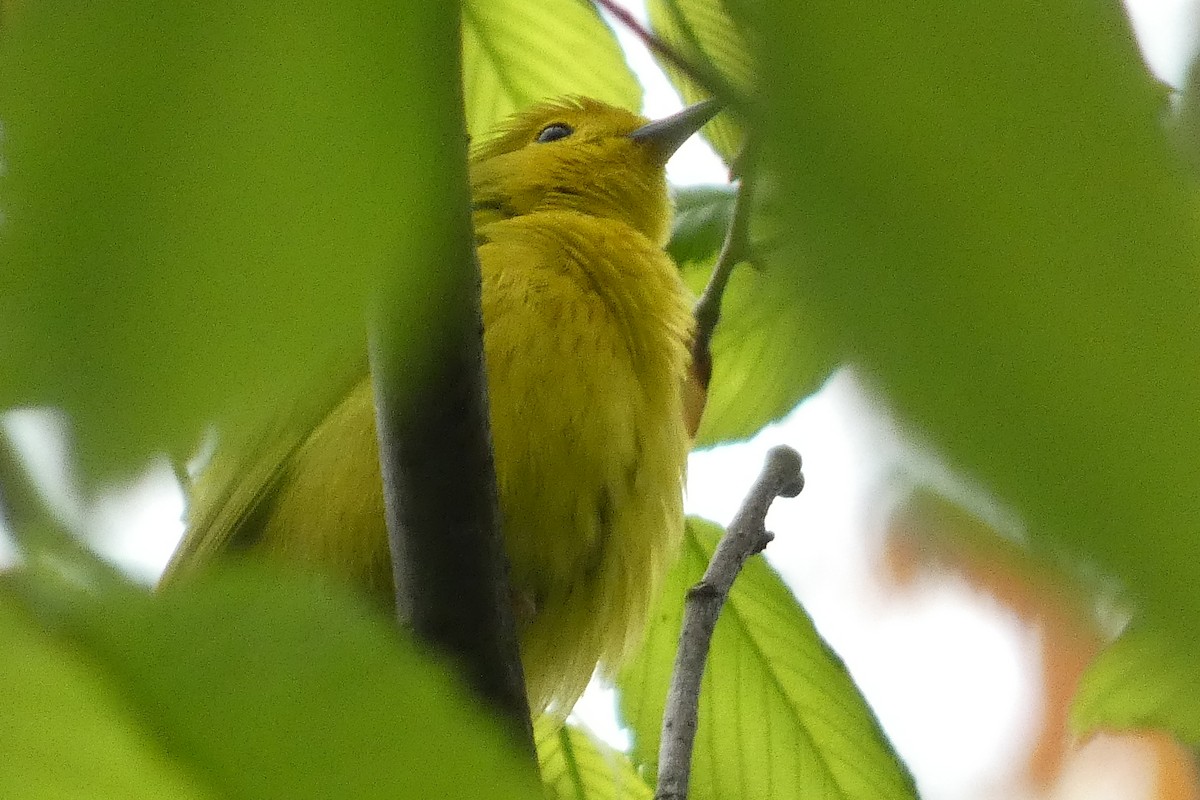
629,99,721,161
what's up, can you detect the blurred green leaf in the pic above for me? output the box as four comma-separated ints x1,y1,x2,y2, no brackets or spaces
668,185,735,267
617,518,917,800
670,186,837,447
0,1,461,479
749,0,1200,631
4,566,539,799
647,0,747,161
535,718,652,800
0,596,211,800
462,0,641,138
1072,625,1200,745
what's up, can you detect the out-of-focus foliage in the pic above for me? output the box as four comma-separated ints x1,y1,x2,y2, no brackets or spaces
0,0,643,481
1072,626,1200,746
535,718,652,799
0,595,210,800
646,0,747,162
0,0,463,479
618,518,918,800
1,565,539,799
669,186,837,447
743,0,1200,643
462,0,640,138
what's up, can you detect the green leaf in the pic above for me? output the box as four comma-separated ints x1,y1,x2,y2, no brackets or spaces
535,718,653,800
617,518,917,800
670,186,838,448
1072,626,1200,746
4,566,540,800
647,0,748,161
0,2,461,479
0,596,211,800
462,0,641,139
749,0,1200,631
668,186,736,269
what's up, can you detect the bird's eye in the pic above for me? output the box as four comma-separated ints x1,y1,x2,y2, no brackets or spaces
536,123,574,143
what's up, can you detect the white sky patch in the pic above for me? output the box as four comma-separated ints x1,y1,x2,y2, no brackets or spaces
1124,0,1198,85
570,680,632,752
88,457,185,585
2,409,86,531
847,577,1042,800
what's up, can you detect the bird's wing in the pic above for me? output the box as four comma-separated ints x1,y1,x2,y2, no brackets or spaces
159,351,369,587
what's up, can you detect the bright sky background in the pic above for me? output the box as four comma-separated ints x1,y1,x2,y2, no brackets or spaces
3,2,1197,798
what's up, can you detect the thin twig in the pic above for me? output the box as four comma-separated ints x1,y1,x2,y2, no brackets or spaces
693,169,753,354
655,445,804,800
591,0,741,108
688,160,755,407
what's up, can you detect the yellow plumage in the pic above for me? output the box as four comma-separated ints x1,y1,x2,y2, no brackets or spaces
161,97,710,712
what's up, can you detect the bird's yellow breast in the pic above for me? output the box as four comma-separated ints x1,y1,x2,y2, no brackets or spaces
478,209,691,709
237,209,691,711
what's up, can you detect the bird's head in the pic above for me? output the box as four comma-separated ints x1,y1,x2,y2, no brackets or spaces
469,96,719,246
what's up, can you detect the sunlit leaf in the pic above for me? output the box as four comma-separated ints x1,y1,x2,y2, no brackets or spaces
647,0,748,161
4,565,539,800
462,0,641,138
618,518,917,800
670,186,837,448
536,718,652,800
1072,626,1200,746
749,0,1200,632
0,1,460,479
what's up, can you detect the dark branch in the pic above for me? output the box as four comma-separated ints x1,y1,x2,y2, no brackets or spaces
368,25,534,751
370,246,535,753
655,445,803,800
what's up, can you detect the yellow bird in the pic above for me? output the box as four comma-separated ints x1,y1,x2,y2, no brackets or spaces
161,96,719,713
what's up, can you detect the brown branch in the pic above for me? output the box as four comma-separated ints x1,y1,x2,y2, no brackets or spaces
655,445,804,800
